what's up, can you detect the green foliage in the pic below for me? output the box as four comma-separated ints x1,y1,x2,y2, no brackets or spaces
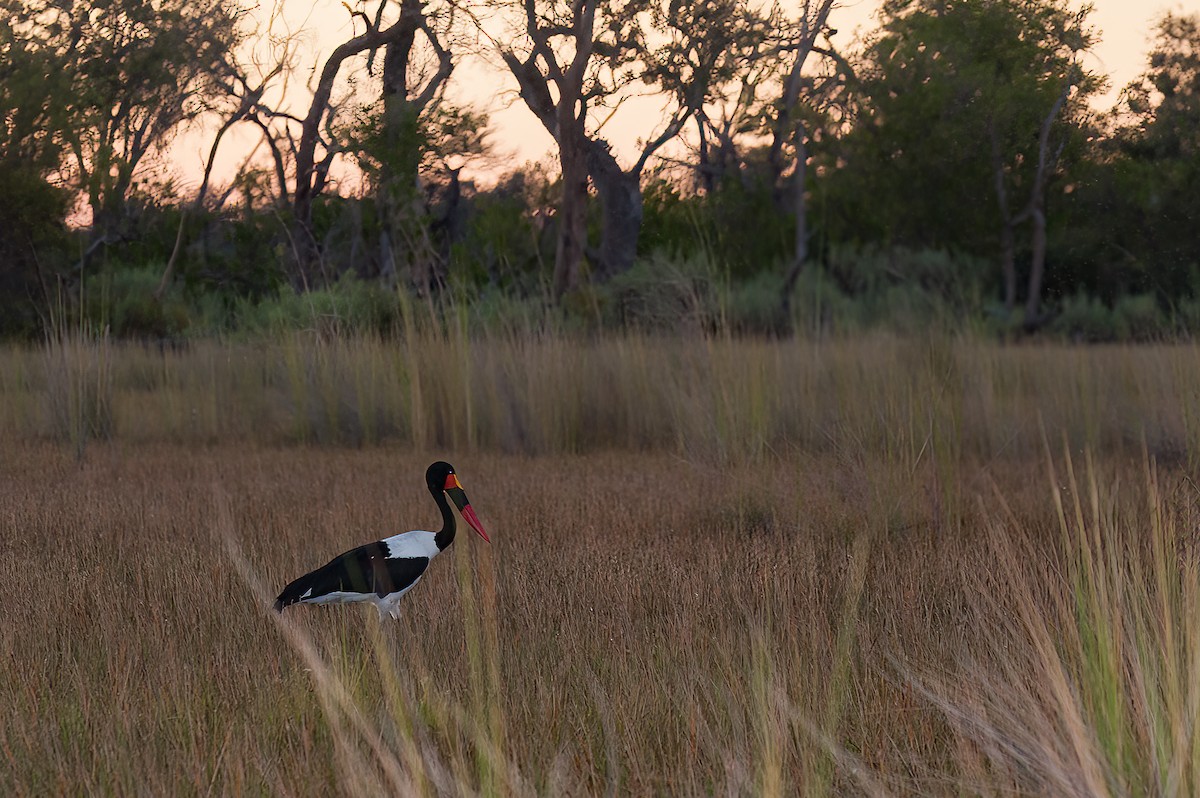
349,102,487,190
1121,13,1200,160
723,271,791,334
1051,293,1171,342
1173,292,1200,336
0,167,69,336
600,253,716,331
1052,293,1117,342
450,169,553,292
237,276,405,338
582,246,990,336
794,247,987,335
1112,294,1167,341
0,15,67,171
82,268,191,340
458,289,558,337
828,0,1099,261
1076,13,1200,300
177,211,289,302
3,0,245,237
3,1,1200,343
641,173,793,279
639,178,701,255
340,88,490,292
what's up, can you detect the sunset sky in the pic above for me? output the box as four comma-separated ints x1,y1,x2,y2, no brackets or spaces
176,0,1185,193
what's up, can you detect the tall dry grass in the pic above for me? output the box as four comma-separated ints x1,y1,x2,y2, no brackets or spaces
1,332,1198,464
2,441,1198,795
3,331,1200,794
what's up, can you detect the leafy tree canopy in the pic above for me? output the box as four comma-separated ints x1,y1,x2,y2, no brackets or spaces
829,0,1100,255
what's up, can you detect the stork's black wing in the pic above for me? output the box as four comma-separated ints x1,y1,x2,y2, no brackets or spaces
274,542,430,611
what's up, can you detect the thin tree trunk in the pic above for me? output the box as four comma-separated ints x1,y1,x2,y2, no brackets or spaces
1024,207,1047,326
767,0,835,208
780,119,808,322
1020,78,1072,328
428,167,462,289
999,222,1017,312
694,112,715,194
989,123,1018,313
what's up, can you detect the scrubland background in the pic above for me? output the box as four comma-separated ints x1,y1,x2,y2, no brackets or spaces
4,330,1200,796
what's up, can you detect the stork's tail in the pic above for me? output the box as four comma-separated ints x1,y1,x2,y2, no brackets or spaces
273,571,316,613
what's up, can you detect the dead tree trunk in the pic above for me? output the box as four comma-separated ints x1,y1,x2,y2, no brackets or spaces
769,0,838,321
501,13,597,300
500,0,690,296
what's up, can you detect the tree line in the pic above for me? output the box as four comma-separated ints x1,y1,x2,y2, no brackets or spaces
1,0,1198,338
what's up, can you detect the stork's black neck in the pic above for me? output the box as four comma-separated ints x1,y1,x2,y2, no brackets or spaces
432,486,456,551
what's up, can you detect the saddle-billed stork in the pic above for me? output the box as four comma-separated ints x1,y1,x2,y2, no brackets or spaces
274,461,490,619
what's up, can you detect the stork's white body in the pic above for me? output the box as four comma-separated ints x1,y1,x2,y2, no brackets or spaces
274,461,489,620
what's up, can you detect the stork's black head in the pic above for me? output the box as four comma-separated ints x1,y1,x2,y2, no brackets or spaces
426,461,455,491
425,461,490,543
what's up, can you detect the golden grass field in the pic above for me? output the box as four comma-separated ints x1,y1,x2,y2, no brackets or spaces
3,333,1200,795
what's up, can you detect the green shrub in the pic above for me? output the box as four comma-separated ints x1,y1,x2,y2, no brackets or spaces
460,289,558,337
826,246,986,312
1112,294,1166,341
599,254,716,331
0,168,70,337
722,271,789,334
82,267,191,340
1049,293,1168,342
786,267,854,336
1051,293,1116,342
239,275,403,336
1173,295,1200,337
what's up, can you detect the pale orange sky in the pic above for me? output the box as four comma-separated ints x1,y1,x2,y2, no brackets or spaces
170,0,1187,196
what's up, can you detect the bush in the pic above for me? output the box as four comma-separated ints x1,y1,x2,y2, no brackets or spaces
723,271,790,335
598,254,716,332
238,275,404,337
788,247,985,336
1173,295,1200,337
1049,293,1169,342
0,167,70,336
1051,293,1117,342
82,266,191,340
784,267,855,336
1112,294,1167,341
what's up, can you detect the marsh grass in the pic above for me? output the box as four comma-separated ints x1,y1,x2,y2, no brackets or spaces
4,332,1200,464
1,443,1194,795
40,326,114,459
884,443,1200,797
4,332,1200,795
